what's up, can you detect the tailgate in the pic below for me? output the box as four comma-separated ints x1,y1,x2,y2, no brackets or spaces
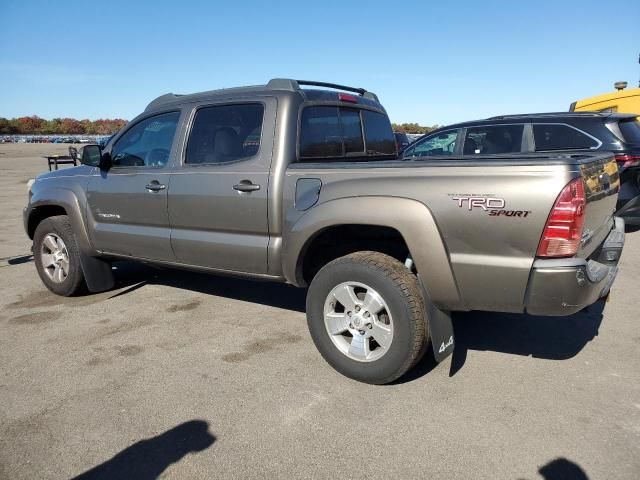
578,153,620,258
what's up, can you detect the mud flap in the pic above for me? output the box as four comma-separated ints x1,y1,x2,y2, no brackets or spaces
79,252,115,292
417,275,454,362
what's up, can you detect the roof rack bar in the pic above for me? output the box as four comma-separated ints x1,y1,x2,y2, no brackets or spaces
266,78,379,102
295,80,367,96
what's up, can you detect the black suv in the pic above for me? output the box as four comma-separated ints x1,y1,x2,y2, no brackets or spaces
403,112,640,223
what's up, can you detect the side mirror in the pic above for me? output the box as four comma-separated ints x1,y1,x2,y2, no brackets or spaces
99,151,112,170
80,144,102,167
81,145,112,170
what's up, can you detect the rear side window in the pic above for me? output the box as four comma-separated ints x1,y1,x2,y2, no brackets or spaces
185,103,264,164
299,106,394,160
618,119,640,143
463,124,524,155
533,124,598,151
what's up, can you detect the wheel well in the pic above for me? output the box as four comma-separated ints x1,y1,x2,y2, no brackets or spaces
27,205,67,238
299,225,411,285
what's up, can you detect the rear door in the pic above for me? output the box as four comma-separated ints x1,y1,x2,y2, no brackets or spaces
167,99,275,274
87,111,181,260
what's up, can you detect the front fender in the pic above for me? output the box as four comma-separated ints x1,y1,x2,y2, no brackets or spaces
27,186,114,292
283,196,464,310
28,187,94,255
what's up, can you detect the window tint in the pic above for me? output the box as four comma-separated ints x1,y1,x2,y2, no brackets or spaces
111,112,180,167
463,124,524,155
618,119,640,144
408,130,459,157
299,106,395,160
533,124,598,151
341,108,365,154
186,104,264,164
299,106,342,158
362,110,396,155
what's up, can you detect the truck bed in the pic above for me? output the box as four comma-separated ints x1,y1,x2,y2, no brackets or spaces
284,152,619,313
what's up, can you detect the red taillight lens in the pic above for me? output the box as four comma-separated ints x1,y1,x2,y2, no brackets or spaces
338,93,358,103
614,154,640,168
536,178,586,258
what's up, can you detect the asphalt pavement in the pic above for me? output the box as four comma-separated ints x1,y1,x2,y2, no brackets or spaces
1,144,638,479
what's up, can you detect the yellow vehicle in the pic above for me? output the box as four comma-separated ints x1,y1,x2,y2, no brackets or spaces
570,82,640,115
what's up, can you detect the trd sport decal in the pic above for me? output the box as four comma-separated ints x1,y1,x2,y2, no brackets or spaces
449,194,532,218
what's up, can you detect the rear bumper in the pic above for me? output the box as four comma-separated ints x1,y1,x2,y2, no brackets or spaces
524,217,625,316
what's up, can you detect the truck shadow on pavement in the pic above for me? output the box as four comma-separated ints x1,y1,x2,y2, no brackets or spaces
447,300,605,377
72,420,215,480
109,262,307,312
110,262,604,382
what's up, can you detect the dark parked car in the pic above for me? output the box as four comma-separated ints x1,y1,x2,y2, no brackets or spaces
403,112,640,223
394,132,410,152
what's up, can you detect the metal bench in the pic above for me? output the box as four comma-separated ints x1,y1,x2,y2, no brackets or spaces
43,147,79,171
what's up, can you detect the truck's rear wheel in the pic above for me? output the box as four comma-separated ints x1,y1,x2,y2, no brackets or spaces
33,215,86,296
306,251,428,384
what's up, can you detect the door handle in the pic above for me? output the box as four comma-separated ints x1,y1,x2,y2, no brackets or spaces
145,181,166,192
233,180,261,193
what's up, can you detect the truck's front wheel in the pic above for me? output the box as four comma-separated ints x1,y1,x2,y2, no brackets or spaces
33,215,86,296
306,251,428,384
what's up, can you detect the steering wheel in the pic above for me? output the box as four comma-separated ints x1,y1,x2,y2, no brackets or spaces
145,148,170,167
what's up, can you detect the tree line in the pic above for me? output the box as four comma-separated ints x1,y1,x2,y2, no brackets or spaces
0,116,128,135
391,123,440,134
0,116,437,136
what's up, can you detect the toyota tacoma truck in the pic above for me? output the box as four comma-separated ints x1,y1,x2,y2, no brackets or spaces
24,79,625,384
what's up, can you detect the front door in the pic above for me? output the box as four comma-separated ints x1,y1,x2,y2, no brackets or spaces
87,111,181,260
168,100,274,274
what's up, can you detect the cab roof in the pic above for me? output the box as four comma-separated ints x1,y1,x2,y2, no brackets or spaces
145,78,381,112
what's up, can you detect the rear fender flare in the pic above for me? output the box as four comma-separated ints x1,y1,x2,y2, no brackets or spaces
283,196,463,310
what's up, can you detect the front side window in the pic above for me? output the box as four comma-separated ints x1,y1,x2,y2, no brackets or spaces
463,124,524,155
111,111,180,167
186,103,264,164
407,129,459,157
533,124,598,151
299,106,394,160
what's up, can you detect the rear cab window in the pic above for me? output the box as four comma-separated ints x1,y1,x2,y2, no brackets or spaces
298,105,395,161
533,124,599,151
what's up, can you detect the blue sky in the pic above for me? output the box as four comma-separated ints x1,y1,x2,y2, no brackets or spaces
1,0,639,126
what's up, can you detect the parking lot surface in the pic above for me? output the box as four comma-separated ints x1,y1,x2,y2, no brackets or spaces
1,144,639,479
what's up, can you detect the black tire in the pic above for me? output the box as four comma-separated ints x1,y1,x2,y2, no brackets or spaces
33,215,86,296
306,251,428,384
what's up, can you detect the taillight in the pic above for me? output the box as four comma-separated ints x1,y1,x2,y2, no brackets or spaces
536,178,586,258
614,154,640,169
